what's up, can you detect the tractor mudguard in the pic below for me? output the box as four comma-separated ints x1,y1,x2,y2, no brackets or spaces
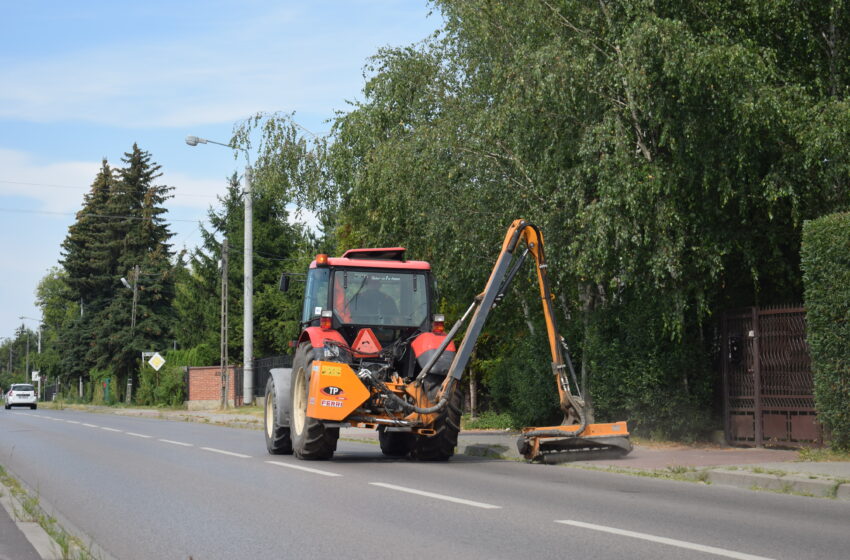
412,332,456,375
269,367,293,427
298,326,348,350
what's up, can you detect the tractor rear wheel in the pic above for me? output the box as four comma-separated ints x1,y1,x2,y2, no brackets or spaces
290,343,339,460
378,428,413,457
411,375,463,461
264,376,292,455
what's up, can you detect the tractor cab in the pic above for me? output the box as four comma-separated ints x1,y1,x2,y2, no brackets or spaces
299,248,436,348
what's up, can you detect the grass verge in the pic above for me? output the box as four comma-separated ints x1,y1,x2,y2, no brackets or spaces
0,465,100,559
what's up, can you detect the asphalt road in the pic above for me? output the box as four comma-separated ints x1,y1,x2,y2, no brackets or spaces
1,408,848,560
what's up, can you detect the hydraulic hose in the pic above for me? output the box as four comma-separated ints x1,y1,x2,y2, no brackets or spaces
361,370,457,415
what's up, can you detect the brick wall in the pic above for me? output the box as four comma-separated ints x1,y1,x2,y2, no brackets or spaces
187,366,240,410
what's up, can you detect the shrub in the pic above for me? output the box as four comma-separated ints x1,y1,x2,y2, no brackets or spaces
135,364,185,407
801,212,850,450
586,295,714,441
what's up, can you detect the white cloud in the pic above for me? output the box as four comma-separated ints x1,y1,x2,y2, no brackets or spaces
0,149,230,217
0,149,100,213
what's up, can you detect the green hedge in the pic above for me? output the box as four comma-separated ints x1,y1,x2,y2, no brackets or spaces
802,213,850,450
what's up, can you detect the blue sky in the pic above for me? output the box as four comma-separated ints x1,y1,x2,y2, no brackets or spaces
0,1,441,339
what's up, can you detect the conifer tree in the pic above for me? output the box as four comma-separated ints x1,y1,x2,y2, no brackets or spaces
88,145,176,396
57,160,115,380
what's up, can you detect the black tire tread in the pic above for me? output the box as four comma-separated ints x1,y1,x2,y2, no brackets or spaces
411,381,463,461
379,429,414,457
291,343,339,460
265,377,293,455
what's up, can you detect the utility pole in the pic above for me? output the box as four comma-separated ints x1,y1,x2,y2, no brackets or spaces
220,238,229,409
243,167,254,404
23,324,30,379
130,265,139,331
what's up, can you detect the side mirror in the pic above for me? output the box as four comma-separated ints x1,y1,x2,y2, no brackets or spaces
279,273,290,292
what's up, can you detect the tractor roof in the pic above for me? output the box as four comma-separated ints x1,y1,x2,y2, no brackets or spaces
309,247,431,271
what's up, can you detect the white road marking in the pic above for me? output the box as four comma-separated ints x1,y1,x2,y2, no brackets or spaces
369,482,501,509
265,461,342,477
556,520,775,560
159,439,193,447
100,427,122,433
126,432,152,439
66,420,80,424
201,447,251,459
82,423,99,428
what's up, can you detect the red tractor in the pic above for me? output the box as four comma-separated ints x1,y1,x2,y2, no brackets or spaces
266,247,462,460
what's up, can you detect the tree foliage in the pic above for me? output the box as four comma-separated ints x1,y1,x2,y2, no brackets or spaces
239,0,849,436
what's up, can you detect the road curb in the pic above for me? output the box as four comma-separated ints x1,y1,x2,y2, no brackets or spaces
0,485,63,559
707,469,849,500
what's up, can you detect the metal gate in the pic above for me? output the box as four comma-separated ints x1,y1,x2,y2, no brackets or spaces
251,355,294,400
721,306,821,447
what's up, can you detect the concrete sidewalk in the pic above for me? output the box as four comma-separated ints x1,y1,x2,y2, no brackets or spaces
76,405,850,500
455,430,850,500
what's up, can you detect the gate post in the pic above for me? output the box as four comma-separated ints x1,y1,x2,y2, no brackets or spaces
751,307,763,447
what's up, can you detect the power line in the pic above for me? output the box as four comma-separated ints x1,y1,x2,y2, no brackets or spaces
0,207,203,223
0,179,220,199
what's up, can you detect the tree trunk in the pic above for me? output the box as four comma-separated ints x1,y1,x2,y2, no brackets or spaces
579,282,597,422
469,369,477,420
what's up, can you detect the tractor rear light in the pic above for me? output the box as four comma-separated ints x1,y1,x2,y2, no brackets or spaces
432,314,445,334
320,309,333,330
316,253,329,267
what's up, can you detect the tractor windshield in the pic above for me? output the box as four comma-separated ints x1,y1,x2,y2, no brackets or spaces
332,270,428,327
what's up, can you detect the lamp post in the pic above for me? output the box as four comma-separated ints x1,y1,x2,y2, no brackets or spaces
120,265,140,403
186,135,254,405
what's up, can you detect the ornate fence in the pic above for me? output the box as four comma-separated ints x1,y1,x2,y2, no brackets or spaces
721,306,822,447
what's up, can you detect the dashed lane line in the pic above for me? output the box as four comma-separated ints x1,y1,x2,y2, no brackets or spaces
126,432,152,439
369,482,502,509
159,439,193,447
201,447,251,459
556,520,775,560
82,423,99,428
265,461,342,477
100,427,122,433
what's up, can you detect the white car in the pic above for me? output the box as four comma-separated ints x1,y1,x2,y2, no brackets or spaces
5,383,37,410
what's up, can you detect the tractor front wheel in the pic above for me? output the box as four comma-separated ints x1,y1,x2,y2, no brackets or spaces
379,427,413,457
290,343,339,460
411,375,463,461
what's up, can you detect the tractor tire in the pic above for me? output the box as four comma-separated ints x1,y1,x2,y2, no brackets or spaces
290,343,339,460
378,428,413,457
410,375,463,461
31,404,37,410
264,376,292,455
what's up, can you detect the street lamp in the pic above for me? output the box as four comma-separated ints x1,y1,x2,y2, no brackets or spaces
186,135,254,405
120,265,139,332
120,266,141,403
19,316,41,398
18,316,41,354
